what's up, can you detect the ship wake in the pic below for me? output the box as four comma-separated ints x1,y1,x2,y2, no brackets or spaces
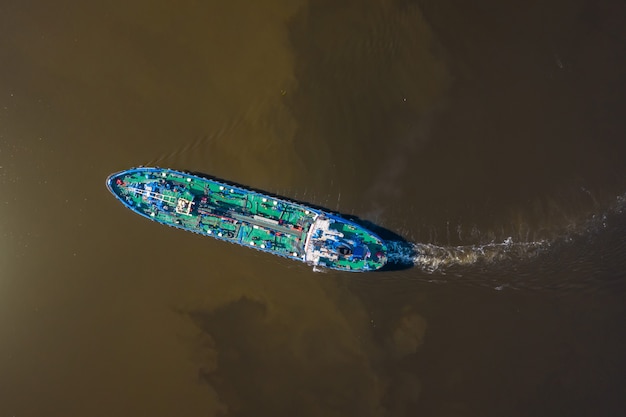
385,238,549,273
383,192,626,292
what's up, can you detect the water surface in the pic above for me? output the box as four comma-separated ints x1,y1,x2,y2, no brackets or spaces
0,1,624,416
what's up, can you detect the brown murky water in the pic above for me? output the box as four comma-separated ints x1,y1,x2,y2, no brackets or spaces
1,1,625,416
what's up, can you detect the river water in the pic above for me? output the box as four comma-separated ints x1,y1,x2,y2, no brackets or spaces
1,1,625,416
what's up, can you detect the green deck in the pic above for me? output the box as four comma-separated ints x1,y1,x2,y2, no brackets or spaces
107,168,387,271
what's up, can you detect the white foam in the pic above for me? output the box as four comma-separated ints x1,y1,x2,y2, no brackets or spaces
386,239,550,273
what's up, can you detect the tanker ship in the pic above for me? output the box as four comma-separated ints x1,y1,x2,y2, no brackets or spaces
106,167,388,271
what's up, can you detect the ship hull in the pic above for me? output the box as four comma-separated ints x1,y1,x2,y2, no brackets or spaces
106,167,387,271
